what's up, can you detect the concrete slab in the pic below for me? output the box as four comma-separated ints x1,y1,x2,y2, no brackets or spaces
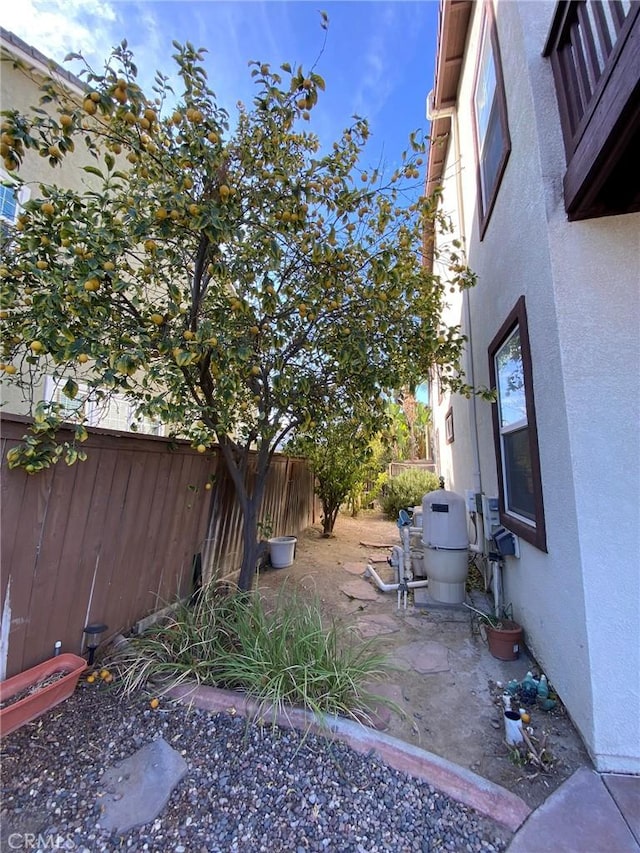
98,737,188,834
340,579,380,601
507,768,640,852
342,561,367,575
391,640,450,674
604,774,640,845
356,613,401,638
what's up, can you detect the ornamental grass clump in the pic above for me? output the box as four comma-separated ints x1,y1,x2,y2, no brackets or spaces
115,583,395,724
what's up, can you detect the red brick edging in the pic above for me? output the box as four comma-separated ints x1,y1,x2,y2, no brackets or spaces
166,682,531,832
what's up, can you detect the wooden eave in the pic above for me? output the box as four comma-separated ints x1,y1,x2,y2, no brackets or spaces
425,1,473,198
423,1,473,267
0,27,86,95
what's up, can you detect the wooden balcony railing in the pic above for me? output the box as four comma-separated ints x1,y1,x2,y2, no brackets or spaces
544,1,640,219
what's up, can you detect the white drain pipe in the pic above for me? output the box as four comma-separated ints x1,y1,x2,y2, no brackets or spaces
363,515,429,608
363,563,428,609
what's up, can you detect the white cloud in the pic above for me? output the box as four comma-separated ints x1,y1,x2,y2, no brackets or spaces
1,0,119,71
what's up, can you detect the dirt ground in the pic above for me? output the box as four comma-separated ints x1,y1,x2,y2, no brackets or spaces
257,509,592,811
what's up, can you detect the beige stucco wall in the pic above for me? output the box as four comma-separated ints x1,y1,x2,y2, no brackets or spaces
430,0,639,772
1,40,96,195
1,38,95,415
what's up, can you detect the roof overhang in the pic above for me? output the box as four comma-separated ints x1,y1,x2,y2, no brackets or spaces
425,1,473,199
1,27,85,95
423,1,473,268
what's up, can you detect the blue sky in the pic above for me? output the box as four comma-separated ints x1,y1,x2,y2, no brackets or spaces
1,1,439,177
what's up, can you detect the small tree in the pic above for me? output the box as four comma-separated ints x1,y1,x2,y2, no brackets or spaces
289,411,379,536
0,35,475,590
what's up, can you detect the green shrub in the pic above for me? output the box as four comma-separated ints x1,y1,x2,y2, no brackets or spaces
113,583,397,724
380,469,441,519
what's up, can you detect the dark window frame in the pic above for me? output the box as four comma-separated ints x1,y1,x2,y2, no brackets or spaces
488,296,547,552
445,407,454,444
471,1,511,239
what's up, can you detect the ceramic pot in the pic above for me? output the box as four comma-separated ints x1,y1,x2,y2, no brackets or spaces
486,621,523,661
0,653,87,737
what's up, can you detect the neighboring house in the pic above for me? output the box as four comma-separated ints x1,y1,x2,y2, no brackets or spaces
426,0,639,773
0,28,163,435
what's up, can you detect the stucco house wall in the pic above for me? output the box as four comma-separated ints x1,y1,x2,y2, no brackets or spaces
1,30,166,436
1,31,96,415
429,0,639,772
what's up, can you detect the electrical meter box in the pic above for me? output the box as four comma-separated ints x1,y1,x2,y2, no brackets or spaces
481,495,500,541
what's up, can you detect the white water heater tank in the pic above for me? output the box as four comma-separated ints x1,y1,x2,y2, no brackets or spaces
422,488,468,549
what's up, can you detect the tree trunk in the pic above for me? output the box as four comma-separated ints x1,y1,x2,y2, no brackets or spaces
237,497,260,591
216,438,269,593
321,499,341,536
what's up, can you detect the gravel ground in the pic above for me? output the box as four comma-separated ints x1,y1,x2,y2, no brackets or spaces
0,683,513,852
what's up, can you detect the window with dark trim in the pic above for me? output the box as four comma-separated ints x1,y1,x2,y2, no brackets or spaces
472,3,511,238
488,297,546,551
445,407,454,444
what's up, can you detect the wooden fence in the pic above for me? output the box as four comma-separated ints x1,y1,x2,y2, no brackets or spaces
0,414,315,678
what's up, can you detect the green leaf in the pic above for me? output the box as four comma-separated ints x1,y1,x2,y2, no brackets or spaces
62,378,79,400
83,165,104,178
175,350,195,367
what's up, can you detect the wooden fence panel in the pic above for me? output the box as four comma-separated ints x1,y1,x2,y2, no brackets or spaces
0,414,314,678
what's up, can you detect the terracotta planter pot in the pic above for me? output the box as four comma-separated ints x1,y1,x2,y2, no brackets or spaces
486,621,523,661
0,653,87,737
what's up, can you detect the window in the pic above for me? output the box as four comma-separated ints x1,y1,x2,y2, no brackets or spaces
0,182,18,223
0,170,30,242
472,4,511,237
445,407,454,444
488,297,546,551
44,376,164,436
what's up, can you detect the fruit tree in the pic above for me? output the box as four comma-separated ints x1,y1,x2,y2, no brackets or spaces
0,37,476,590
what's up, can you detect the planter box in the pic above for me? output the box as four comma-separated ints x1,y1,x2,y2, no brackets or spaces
0,653,87,737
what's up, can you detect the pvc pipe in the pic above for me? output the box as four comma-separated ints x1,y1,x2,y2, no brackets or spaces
504,711,524,745
364,564,429,594
490,558,503,618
